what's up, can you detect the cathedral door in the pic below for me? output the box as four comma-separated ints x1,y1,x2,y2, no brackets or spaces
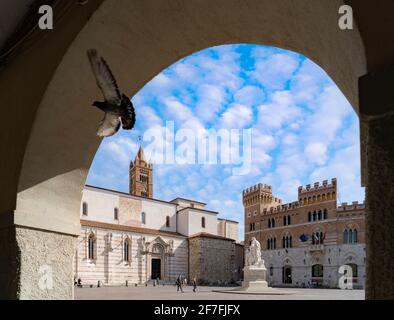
151,258,161,279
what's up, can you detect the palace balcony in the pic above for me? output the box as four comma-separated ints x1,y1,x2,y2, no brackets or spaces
308,244,325,252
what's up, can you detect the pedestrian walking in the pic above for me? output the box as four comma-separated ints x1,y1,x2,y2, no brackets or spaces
176,275,183,293
192,277,197,293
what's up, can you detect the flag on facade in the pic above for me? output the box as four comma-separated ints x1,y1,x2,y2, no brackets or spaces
299,234,308,242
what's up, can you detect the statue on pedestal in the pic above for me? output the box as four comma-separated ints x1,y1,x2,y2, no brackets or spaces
245,237,265,268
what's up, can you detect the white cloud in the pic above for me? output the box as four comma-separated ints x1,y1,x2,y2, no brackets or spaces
251,53,299,90
305,142,327,165
218,104,253,129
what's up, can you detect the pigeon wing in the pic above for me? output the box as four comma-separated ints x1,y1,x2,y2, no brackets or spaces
87,49,121,104
97,113,121,137
120,94,136,130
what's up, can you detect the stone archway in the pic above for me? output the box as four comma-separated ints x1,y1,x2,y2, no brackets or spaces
0,0,393,299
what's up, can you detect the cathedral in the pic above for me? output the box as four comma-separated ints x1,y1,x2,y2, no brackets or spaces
74,147,243,286
243,179,366,289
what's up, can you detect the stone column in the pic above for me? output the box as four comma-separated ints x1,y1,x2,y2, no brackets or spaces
360,67,394,299
0,170,83,299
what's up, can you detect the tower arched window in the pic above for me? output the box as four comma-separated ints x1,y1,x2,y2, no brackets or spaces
114,207,118,220
201,217,206,228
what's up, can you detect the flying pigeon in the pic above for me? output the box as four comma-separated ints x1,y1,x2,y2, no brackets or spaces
87,49,136,137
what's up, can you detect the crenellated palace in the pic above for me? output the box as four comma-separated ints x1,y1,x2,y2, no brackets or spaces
243,178,365,289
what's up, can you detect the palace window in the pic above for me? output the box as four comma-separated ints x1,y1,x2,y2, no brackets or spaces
312,232,324,244
343,228,358,244
268,219,271,228
318,210,322,220
166,216,170,227
308,212,311,222
313,211,317,221
114,207,118,220
88,233,96,260
283,216,287,226
201,217,206,228
312,264,324,278
287,215,291,225
283,235,293,248
82,202,88,216
271,219,275,228
323,209,328,219
123,238,131,262
141,212,146,224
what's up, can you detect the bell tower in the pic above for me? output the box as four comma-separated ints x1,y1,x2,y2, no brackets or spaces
129,146,153,198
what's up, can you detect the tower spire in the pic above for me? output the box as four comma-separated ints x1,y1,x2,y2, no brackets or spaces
129,145,153,198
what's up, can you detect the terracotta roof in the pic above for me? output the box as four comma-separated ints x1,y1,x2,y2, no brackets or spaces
188,232,235,241
218,218,239,224
170,197,206,205
84,185,177,206
177,207,218,215
80,219,185,238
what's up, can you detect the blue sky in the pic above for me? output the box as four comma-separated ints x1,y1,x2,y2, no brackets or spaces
87,44,365,240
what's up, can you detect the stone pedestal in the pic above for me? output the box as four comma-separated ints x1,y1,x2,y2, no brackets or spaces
242,265,269,291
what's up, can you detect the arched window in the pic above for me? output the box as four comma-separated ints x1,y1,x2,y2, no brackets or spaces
267,239,270,250
268,219,271,228
289,236,292,248
287,215,291,225
322,194,326,201
270,266,274,276
349,229,353,243
323,209,328,219
273,238,276,249
282,236,286,248
272,219,275,228
308,212,311,222
123,238,131,262
318,210,322,220
141,212,146,224
201,217,206,228
166,216,170,227
82,202,88,216
343,229,348,244
320,232,324,244
114,207,118,220
354,229,358,243
313,211,317,221
88,233,95,260
312,264,324,278
283,216,287,226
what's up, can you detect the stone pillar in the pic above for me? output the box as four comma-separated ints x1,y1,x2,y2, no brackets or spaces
360,67,394,299
0,215,77,300
0,170,83,299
